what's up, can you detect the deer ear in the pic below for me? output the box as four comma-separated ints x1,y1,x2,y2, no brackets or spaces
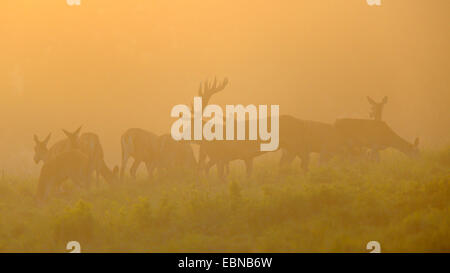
382,96,388,104
74,126,82,136
44,133,51,145
414,137,420,147
62,129,71,137
367,96,376,105
33,134,40,144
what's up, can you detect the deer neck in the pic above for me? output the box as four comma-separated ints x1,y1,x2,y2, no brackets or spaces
98,160,116,184
390,134,413,155
374,113,382,121
42,150,51,163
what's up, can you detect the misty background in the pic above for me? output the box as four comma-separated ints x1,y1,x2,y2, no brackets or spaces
0,0,449,175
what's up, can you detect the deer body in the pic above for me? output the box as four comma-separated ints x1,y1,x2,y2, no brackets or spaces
195,117,270,178
158,134,197,172
200,139,264,178
186,77,268,178
43,139,74,163
36,150,92,201
334,118,419,159
79,133,118,185
278,115,346,170
34,128,117,186
120,128,160,180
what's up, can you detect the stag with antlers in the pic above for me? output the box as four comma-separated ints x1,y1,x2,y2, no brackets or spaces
188,77,269,179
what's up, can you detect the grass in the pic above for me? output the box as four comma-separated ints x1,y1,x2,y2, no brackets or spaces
0,148,449,253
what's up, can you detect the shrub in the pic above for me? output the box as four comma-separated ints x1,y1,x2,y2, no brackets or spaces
53,200,95,244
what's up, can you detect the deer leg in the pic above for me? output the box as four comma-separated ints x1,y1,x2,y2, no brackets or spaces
57,176,71,192
299,152,310,172
370,149,381,162
145,161,156,180
58,183,65,193
96,160,102,186
130,159,141,179
44,181,53,201
279,149,296,169
217,161,226,180
225,162,230,175
319,154,328,165
37,178,52,201
96,169,100,187
198,146,208,173
205,159,216,176
69,171,85,190
375,149,382,161
244,158,254,177
120,155,129,181
319,149,332,165
83,177,90,190
71,177,83,191
86,169,92,189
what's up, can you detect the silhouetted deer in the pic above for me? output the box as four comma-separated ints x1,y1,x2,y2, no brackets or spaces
189,77,266,179
120,128,160,180
367,96,388,121
278,115,349,171
78,133,119,185
36,150,92,201
33,126,82,164
158,134,197,173
34,127,118,186
334,118,419,161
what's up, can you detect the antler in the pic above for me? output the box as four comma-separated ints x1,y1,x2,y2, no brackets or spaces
198,77,228,106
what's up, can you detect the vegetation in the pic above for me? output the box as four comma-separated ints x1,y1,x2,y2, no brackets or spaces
0,148,449,253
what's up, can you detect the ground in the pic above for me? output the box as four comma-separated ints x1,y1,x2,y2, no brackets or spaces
0,148,449,253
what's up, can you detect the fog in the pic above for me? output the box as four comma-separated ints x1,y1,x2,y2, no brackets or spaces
0,0,449,174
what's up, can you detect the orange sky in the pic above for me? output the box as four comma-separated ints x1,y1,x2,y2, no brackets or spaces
0,0,449,173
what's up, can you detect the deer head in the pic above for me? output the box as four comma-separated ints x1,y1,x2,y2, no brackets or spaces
33,133,52,164
401,137,420,158
62,126,82,149
367,96,388,121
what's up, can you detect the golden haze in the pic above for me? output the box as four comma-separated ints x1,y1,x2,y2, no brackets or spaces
0,0,449,174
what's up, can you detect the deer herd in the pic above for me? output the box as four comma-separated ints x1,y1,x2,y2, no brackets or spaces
32,78,420,201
